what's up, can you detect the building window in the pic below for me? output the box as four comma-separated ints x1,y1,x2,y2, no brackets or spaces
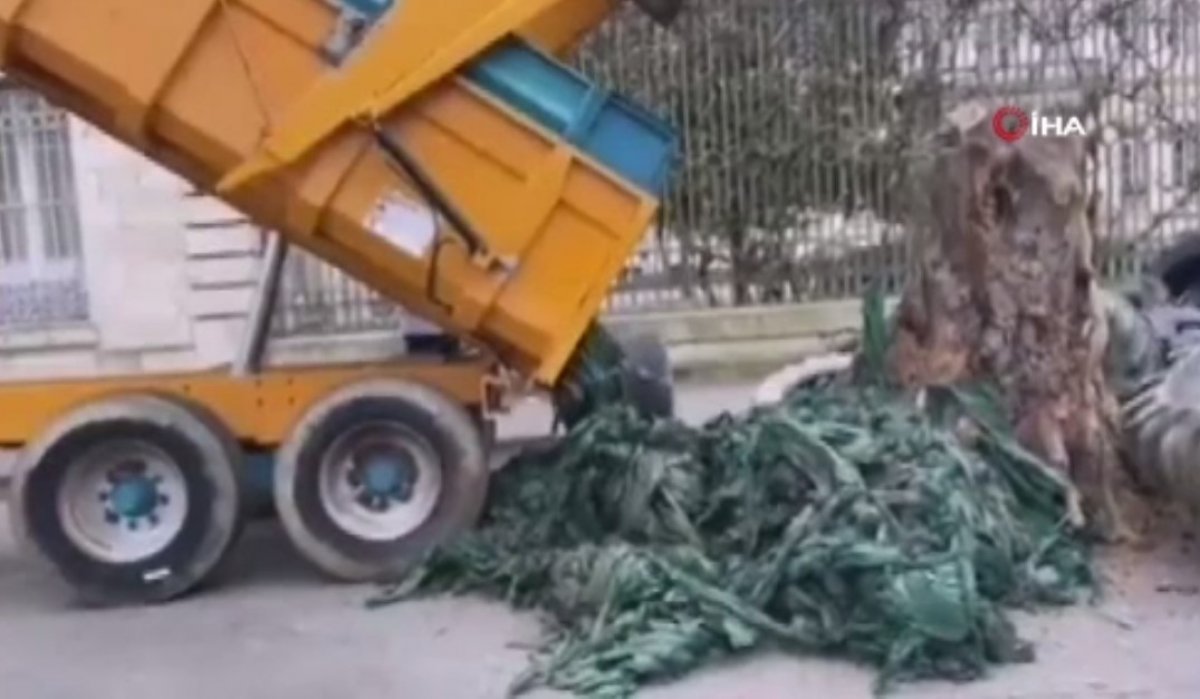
0,87,87,329
1120,140,1149,196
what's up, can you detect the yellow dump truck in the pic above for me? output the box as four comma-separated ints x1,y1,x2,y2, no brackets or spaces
0,0,683,605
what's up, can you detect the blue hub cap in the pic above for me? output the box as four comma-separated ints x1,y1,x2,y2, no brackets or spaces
320,425,444,541
59,447,187,563
110,476,159,519
358,452,416,503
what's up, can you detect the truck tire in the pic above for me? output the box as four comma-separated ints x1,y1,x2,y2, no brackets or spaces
1123,349,1200,506
9,393,245,607
273,379,488,582
616,333,675,420
1153,233,1200,305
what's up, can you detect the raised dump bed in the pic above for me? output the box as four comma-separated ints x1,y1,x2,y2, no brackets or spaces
466,37,676,194
0,0,683,606
0,0,676,385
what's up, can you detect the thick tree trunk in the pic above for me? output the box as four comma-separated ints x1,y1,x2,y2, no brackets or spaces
887,104,1139,541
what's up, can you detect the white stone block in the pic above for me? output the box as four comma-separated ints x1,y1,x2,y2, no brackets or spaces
189,287,254,320
187,256,260,289
134,161,191,193
136,346,212,374
185,227,263,258
87,231,192,351
0,326,99,353
189,317,246,368
93,350,145,375
178,195,247,223
0,349,100,381
267,331,407,369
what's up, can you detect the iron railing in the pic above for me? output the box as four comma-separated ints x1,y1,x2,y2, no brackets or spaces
267,0,1200,334
273,246,402,336
1,1,1195,335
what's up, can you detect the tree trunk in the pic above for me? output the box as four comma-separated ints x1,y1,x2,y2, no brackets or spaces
887,104,1140,541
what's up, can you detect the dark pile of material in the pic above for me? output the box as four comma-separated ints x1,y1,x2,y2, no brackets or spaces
370,308,1094,698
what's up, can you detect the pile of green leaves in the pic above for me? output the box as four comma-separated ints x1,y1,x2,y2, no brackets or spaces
371,380,1093,696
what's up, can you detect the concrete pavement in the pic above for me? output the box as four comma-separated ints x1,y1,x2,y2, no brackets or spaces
5,512,1200,699
2,380,1200,698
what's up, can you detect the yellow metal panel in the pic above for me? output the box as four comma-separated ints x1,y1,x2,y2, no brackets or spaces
110,0,219,141
240,0,335,48
0,360,492,448
0,0,34,58
0,0,664,402
216,0,586,192
156,0,331,168
400,81,574,257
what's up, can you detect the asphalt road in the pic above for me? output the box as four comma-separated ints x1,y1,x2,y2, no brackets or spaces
3,381,1200,699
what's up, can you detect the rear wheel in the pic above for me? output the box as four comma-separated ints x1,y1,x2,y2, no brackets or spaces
10,394,245,606
1153,234,1200,304
273,379,488,582
615,333,675,420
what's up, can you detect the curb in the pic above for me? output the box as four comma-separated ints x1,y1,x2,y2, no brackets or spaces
607,300,877,383
666,332,858,382
607,300,871,348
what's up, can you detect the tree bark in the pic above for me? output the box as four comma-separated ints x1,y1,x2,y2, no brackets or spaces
887,103,1139,541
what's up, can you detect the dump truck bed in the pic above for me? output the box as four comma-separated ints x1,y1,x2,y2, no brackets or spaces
0,0,674,385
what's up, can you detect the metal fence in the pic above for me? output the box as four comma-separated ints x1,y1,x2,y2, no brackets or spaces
272,0,1200,335
274,246,402,336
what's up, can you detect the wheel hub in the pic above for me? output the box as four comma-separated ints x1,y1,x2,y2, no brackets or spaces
58,442,189,564
100,462,170,529
108,472,160,520
353,452,417,509
318,422,443,542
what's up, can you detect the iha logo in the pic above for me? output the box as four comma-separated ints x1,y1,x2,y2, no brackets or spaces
992,106,1086,142
992,106,1030,142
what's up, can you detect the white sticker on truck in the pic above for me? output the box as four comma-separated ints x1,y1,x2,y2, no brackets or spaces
367,195,437,258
